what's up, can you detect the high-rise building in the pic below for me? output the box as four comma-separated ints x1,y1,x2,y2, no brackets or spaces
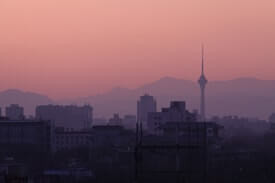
36,105,93,130
198,45,208,121
137,94,157,124
5,104,25,120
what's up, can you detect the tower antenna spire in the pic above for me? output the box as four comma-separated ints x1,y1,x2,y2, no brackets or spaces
198,44,208,121
201,44,204,75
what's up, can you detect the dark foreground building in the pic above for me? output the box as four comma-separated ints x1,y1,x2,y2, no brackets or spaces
0,119,54,177
0,119,53,155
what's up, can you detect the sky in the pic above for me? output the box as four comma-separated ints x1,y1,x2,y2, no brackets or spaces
0,0,275,99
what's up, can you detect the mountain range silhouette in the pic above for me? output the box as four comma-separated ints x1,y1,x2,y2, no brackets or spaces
1,77,275,120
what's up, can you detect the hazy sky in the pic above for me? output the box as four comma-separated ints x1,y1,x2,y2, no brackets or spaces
0,0,274,98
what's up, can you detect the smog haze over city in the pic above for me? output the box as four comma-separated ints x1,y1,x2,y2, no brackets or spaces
0,0,275,183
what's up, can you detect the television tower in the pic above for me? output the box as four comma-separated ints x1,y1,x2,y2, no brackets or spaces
198,45,208,121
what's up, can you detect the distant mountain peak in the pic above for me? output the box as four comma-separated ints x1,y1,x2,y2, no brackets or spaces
158,76,187,82
231,77,260,81
2,89,23,94
1,89,50,98
159,76,177,80
145,76,194,87
111,86,130,92
0,89,53,115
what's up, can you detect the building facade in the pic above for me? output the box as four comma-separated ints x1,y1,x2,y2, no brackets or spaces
36,105,93,130
159,121,222,145
0,119,54,154
54,127,92,152
137,94,157,124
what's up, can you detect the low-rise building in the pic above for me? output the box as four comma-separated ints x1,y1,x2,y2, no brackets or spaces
54,128,93,152
158,121,223,145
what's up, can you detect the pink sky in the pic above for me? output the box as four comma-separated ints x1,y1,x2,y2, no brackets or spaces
0,0,274,99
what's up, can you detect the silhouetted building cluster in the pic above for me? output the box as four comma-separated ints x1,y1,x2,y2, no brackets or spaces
2,50,275,182
0,91,226,183
211,115,269,138
147,101,198,133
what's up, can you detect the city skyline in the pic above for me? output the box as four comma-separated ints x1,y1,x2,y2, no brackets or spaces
1,1,275,182
1,0,275,98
